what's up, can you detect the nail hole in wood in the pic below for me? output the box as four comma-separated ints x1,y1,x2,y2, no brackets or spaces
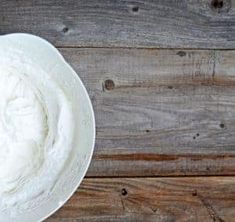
168,86,173,89
132,6,139,12
220,123,225,128
146,129,150,133
152,208,157,213
104,79,115,90
193,136,196,140
177,51,186,57
196,133,200,137
211,0,223,9
192,190,197,196
63,27,69,33
121,188,128,196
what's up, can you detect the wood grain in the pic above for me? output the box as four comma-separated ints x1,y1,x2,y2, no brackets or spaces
59,48,235,177
47,177,235,222
0,0,234,48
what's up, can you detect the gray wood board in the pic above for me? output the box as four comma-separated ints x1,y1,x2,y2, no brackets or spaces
47,177,235,222
0,0,234,48
59,48,235,177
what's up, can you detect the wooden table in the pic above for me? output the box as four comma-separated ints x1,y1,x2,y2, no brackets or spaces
1,0,235,221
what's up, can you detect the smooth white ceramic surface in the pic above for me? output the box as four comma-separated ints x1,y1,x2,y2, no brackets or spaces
0,34,95,222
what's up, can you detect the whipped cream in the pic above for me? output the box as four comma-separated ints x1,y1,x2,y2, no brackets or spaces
0,52,74,212
0,71,47,193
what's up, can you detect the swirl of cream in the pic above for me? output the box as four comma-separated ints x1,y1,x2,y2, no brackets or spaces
0,61,73,211
0,71,48,193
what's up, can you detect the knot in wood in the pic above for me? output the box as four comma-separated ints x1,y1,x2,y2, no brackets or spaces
104,79,115,90
121,188,128,196
211,0,223,9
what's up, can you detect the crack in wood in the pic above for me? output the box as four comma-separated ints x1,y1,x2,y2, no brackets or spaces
197,194,225,222
212,50,216,79
121,198,125,211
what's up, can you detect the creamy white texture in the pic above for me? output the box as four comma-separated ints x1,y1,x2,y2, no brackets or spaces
0,71,47,193
0,54,74,212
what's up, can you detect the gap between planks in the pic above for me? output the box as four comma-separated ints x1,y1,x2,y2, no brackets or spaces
57,46,235,50
85,175,235,179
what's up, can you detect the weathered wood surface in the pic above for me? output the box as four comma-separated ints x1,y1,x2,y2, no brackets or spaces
47,177,235,222
1,0,235,48
59,48,235,177
1,1,235,221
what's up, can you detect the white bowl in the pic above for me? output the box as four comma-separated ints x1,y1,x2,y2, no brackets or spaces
0,34,95,221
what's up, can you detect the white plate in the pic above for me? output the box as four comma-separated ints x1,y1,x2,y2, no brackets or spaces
0,34,95,221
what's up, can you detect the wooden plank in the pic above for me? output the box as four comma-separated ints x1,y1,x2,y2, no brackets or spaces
46,177,235,222
0,0,234,48
60,48,235,177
